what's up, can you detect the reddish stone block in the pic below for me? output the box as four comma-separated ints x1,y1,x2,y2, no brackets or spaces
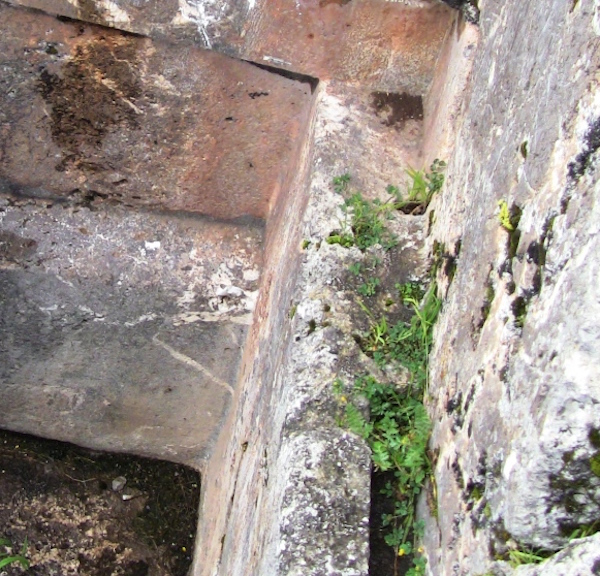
0,3,313,219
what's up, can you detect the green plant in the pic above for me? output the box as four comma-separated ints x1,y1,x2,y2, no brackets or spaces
393,159,446,214
329,163,445,252
569,522,599,539
470,485,484,501
326,230,355,248
358,277,380,296
569,520,600,539
590,452,600,477
498,200,523,260
333,173,351,194
0,538,29,570
396,281,425,305
346,193,398,250
337,284,441,574
364,285,441,387
331,163,446,575
497,200,523,232
498,200,514,231
508,547,547,567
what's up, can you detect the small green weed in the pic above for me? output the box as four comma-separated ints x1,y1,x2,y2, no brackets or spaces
396,281,425,305
0,538,29,570
570,523,598,540
327,230,355,248
333,173,351,194
498,200,515,231
289,304,297,319
346,193,398,251
358,277,380,297
569,520,600,539
470,485,484,501
508,547,548,567
363,285,441,387
498,200,522,259
590,452,600,477
393,159,446,215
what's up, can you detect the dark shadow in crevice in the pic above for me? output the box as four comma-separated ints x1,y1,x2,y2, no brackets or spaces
242,59,320,94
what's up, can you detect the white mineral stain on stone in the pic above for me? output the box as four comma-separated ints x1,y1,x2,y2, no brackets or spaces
144,240,160,251
98,0,130,24
172,0,220,48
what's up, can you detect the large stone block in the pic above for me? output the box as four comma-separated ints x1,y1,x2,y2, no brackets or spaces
4,0,453,93
0,3,312,219
421,0,600,573
0,197,264,466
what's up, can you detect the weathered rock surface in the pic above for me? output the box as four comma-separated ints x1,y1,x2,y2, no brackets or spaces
0,197,263,466
421,0,600,573
0,3,312,220
3,0,598,574
193,79,430,575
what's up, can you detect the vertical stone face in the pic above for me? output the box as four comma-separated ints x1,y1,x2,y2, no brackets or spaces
0,3,312,220
423,0,600,573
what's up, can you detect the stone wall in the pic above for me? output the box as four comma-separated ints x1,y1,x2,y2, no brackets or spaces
2,0,599,574
422,0,600,573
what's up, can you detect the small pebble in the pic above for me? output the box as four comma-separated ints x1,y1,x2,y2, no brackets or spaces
111,476,127,492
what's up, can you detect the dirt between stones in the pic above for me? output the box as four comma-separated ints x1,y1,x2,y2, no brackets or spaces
0,430,200,576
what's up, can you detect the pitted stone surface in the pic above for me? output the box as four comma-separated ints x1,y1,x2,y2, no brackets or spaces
420,0,600,573
0,3,312,219
0,197,263,466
